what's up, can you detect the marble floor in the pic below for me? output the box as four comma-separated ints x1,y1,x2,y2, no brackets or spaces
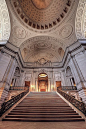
0,121,86,129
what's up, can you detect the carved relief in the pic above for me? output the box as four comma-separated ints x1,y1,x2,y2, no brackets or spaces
36,58,51,65
59,25,73,39
75,0,86,39
0,0,10,43
20,36,65,63
20,36,64,49
58,47,64,57
13,26,27,39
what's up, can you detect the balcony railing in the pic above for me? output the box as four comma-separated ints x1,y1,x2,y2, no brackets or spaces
9,86,29,91
61,86,77,91
0,89,29,117
57,87,86,115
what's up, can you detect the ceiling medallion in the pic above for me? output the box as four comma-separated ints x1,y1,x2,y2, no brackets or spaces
31,0,52,9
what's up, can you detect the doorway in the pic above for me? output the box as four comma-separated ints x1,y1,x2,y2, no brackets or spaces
25,81,30,90
38,73,48,92
56,81,61,90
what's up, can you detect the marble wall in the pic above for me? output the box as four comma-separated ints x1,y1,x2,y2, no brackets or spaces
0,51,17,106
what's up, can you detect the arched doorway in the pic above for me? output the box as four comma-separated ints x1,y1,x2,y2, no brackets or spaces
38,73,48,92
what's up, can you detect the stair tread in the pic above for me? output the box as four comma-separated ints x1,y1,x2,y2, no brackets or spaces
8,112,79,115
6,115,81,118
12,110,75,113
3,117,85,122
3,92,84,122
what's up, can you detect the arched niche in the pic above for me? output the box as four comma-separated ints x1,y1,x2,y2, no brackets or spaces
75,0,86,39
0,0,11,44
14,67,21,76
66,66,76,86
58,47,64,59
38,73,48,92
66,66,73,77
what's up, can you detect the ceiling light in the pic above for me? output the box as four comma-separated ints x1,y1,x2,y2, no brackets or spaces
39,74,47,78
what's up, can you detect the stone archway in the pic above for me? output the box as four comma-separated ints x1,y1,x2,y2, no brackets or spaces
75,0,86,39
38,73,48,92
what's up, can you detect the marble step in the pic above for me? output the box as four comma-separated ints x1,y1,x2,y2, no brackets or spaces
10,110,77,113
5,115,82,118
3,117,85,122
3,92,85,122
15,107,72,109
8,112,79,115
13,108,74,111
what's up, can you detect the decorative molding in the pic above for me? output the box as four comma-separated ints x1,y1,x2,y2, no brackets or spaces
59,24,73,39
12,26,27,39
20,36,65,63
9,0,76,33
75,0,86,39
0,0,10,44
2,40,85,69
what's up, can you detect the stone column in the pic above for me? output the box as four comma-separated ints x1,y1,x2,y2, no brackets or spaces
31,70,35,91
35,78,38,92
48,78,51,92
70,78,74,86
72,56,85,87
66,77,72,86
61,70,66,86
20,71,25,87
71,56,86,103
0,55,17,106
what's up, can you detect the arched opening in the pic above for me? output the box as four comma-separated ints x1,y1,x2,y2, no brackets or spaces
38,73,48,92
66,66,76,87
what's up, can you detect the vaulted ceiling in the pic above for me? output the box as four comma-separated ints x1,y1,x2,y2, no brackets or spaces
12,0,72,30
6,0,79,64
20,36,65,63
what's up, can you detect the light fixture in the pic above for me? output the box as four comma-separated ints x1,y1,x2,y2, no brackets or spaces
39,74,47,78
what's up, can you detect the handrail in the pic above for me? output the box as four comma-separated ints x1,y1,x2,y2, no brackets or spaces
0,89,29,117
9,86,25,90
57,88,86,115
62,86,77,90
9,86,29,91
57,86,77,91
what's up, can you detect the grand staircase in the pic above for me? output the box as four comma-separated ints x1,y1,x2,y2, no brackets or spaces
2,92,85,122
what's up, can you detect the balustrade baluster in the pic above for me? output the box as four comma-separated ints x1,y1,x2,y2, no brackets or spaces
57,87,86,115
0,88,29,117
